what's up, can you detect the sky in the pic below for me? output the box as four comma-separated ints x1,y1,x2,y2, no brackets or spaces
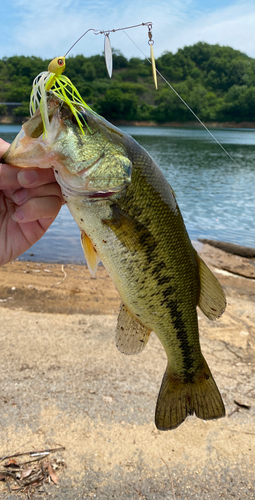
1,0,255,61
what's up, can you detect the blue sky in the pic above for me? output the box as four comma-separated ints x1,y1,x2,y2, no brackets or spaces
1,0,255,60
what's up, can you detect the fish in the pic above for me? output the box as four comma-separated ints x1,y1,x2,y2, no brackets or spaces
3,94,226,430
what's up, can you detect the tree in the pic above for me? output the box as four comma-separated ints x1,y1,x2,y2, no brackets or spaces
1,44,255,124
97,88,138,120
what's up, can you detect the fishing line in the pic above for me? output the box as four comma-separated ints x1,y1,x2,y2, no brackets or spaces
34,22,239,166
123,29,239,167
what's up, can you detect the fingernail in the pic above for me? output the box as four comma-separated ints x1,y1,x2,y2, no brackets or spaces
18,170,38,186
13,189,28,204
12,209,24,222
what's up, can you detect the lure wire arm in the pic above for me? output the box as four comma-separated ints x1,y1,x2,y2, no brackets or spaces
93,22,153,35
64,22,153,56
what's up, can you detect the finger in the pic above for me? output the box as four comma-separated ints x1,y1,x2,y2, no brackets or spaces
12,195,62,223
0,162,21,190
37,216,57,233
0,138,10,158
17,168,56,188
12,182,63,206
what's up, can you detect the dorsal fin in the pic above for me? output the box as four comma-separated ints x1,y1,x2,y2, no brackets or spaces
80,230,100,276
196,252,226,320
116,303,151,355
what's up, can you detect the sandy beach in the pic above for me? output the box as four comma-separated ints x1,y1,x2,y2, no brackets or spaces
0,243,254,499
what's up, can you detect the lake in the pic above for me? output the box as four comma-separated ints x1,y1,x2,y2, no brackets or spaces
1,123,255,263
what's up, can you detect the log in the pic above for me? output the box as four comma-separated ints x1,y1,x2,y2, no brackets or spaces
198,239,255,258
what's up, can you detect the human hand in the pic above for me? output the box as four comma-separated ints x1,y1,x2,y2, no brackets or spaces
0,138,63,266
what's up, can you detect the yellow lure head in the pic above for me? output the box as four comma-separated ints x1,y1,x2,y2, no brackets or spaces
30,55,96,138
47,56,66,75
45,57,66,91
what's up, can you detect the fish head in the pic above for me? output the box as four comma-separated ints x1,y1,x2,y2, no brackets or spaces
3,94,133,199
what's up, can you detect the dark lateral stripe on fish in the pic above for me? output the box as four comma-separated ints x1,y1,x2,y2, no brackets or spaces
151,261,167,276
157,275,171,286
146,257,196,380
162,284,174,299
164,297,195,382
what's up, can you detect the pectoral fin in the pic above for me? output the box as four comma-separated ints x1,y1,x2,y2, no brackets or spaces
103,205,155,253
196,253,226,320
80,230,100,276
116,302,151,355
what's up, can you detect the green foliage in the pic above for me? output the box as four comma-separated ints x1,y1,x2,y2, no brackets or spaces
12,102,30,117
96,88,138,120
157,50,196,81
0,104,7,115
1,42,255,123
112,49,128,69
218,85,255,121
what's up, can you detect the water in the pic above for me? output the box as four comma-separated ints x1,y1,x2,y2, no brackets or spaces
1,124,255,263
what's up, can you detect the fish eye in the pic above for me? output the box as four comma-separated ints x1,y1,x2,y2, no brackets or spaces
58,58,64,66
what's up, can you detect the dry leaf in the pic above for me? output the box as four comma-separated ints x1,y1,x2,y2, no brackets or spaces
48,464,58,484
5,459,19,469
20,468,32,480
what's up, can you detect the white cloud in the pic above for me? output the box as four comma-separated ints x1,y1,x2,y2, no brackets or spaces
168,1,255,57
1,0,255,60
2,0,197,59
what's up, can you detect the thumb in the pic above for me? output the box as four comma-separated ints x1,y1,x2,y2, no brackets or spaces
0,138,10,160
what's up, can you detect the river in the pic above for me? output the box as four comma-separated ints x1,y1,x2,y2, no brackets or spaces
1,124,255,263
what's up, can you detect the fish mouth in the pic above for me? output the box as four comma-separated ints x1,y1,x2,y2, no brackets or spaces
86,190,120,199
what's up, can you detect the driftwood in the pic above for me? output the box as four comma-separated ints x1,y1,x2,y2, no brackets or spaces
198,239,255,258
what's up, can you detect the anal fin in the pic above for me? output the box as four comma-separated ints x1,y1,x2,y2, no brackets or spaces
80,230,100,276
116,302,151,355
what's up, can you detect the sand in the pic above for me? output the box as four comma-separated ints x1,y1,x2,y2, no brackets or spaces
0,244,254,499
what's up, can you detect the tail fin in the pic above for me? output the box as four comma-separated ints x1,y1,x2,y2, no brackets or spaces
155,356,225,431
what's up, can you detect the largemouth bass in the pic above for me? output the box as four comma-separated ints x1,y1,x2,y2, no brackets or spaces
3,95,226,430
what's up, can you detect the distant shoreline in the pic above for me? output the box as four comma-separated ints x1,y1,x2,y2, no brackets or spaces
113,120,255,129
1,116,255,129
